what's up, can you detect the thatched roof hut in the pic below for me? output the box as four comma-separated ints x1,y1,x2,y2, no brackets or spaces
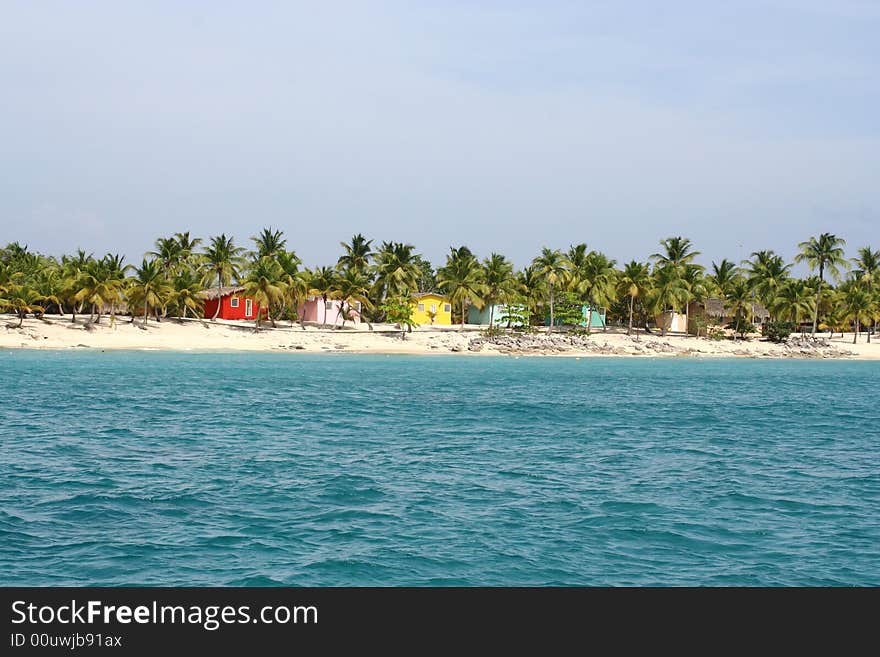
198,286,245,300
691,298,771,322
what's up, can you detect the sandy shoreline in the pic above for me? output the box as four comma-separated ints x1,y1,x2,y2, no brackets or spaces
2,316,879,360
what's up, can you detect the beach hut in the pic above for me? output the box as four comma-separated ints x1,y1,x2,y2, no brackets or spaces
411,293,452,326
467,303,527,327
545,306,606,328
653,311,688,334
687,299,771,326
298,297,361,327
199,286,266,320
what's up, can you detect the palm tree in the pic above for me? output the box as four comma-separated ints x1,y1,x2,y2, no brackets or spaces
59,250,93,322
652,237,702,330
745,250,790,316
724,278,754,340
276,250,308,329
128,259,170,326
32,266,64,316
168,270,205,320
333,268,374,329
652,236,700,269
707,259,739,298
252,227,287,260
853,247,879,342
104,254,130,321
0,261,22,297
74,257,125,324
307,266,338,328
532,248,568,333
481,253,515,329
617,261,652,335
243,257,285,329
769,279,814,327
148,237,184,279
337,233,373,273
202,234,245,320
3,283,44,327
373,242,421,301
795,233,847,335
516,266,545,326
437,246,485,328
649,265,690,336
570,250,617,334
174,231,203,269
839,281,872,343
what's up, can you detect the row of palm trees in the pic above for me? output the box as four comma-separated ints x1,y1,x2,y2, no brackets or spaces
1,231,878,341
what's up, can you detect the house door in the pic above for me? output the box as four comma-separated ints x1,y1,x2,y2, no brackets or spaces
245,299,253,318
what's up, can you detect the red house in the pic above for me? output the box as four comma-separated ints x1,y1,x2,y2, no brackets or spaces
200,286,266,320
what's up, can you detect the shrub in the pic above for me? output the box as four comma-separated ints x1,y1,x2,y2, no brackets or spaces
726,318,756,339
762,320,795,343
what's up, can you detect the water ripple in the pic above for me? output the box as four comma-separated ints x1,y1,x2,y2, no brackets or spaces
1,351,878,585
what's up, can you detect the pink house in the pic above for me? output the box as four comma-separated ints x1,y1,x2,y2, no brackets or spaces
297,297,362,327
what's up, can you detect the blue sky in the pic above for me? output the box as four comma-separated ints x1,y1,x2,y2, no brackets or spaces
1,1,877,270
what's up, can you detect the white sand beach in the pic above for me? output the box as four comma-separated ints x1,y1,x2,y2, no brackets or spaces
2,316,878,359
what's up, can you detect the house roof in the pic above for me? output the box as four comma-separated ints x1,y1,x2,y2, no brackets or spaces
412,292,448,300
694,297,771,319
198,285,245,300
752,303,770,319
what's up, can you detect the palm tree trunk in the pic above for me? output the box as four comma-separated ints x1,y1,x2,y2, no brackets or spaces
628,295,634,335
143,299,148,326
18,312,24,328
211,280,222,320
548,285,554,334
461,300,466,329
488,303,495,330
321,295,328,328
333,301,344,329
853,319,859,344
269,304,276,328
811,270,823,336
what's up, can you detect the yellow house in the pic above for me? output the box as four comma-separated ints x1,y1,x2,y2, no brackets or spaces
411,293,452,326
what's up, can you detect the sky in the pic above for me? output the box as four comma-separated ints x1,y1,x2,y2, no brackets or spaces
1,0,878,271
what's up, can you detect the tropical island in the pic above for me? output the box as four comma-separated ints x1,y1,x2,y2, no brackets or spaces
1,230,878,359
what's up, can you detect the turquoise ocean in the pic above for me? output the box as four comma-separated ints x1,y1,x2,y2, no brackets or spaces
1,350,878,586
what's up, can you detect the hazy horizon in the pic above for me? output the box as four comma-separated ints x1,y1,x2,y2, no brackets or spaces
2,1,877,271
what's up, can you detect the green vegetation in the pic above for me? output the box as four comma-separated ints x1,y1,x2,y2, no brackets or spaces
762,321,796,343
1,231,878,343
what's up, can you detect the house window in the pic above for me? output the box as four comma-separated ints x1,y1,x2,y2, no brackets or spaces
418,303,425,312
245,299,253,317
443,304,451,312
325,300,334,311
430,304,436,313
353,301,362,312
230,297,240,308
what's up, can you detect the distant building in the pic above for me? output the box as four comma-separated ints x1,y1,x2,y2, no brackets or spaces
200,286,266,321
468,303,526,327
298,297,361,326
686,299,770,325
653,311,688,334
411,293,452,326
545,306,607,328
